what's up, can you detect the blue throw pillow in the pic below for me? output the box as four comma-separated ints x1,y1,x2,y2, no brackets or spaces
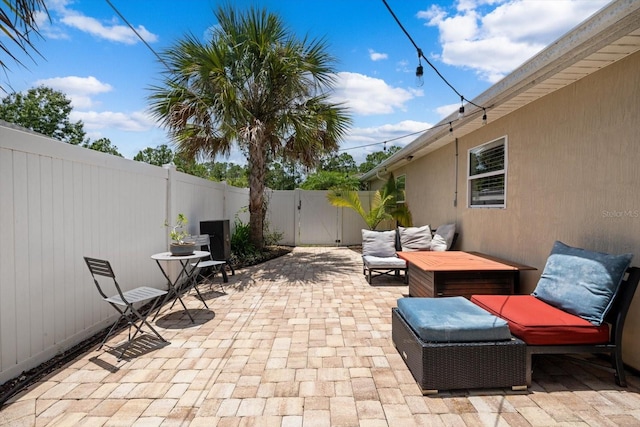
532,241,633,325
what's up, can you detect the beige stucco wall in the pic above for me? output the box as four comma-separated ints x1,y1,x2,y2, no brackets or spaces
400,50,640,370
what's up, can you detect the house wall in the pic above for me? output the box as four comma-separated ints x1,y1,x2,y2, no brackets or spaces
401,50,640,369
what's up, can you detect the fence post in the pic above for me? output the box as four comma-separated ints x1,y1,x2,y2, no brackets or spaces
163,163,178,250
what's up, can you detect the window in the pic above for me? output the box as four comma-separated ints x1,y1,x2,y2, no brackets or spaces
395,174,406,204
468,137,507,208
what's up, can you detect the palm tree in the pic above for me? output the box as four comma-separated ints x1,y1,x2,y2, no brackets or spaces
327,173,413,230
148,6,351,249
1,0,49,71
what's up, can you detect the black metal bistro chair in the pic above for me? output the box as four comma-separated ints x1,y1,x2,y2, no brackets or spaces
191,234,229,292
84,257,168,359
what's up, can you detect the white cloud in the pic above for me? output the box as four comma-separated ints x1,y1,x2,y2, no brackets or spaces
35,76,113,109
43,1,159,45
368,49,388,61
61,13,157,44
349,120,431,143
35,10,69,40
419,0,610,82
338,120,431,163
435,103,459,119
71,110,156,132
332,72,416,116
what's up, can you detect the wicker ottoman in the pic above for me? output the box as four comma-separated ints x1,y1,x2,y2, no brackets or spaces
392,299,527,394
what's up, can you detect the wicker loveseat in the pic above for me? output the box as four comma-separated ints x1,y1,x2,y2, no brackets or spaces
472,241,639,386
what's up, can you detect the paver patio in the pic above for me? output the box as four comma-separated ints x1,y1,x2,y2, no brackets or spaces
1,246,640,426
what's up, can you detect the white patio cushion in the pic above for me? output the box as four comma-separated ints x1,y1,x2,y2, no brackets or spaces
363,254,407,269
431,223,456,251
398,225,432,251
362,229,397,257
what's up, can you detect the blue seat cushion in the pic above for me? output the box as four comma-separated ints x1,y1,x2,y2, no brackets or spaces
396,296,512,343
532,241,633,326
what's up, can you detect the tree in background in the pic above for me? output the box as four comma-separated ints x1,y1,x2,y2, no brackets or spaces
266,160,301,190
134,144,251,186
134,144,174,166
300,151,360,190
0,86,86,144
319,152,357,173
83,138,122,157
148,6,351,249
300,171,360,190
0,0,48,73
209,162,249,188
358,146,401,173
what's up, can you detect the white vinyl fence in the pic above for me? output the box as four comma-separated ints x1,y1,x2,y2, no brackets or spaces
0,122,370,384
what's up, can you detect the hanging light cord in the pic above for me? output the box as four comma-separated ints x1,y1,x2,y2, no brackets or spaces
381,0,486,111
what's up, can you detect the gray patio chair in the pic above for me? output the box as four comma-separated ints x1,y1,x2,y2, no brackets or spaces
191,234,229,292
84,257,168,359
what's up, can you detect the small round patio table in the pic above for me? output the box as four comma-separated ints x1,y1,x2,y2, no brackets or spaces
151,250,209,323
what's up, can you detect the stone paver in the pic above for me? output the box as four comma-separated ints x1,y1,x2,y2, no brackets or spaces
2,247,640,426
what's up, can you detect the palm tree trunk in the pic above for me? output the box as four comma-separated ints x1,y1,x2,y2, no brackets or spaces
248,138,266,250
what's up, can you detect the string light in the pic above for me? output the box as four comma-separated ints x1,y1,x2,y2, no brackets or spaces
336,109,485,156
415,49,424,87
381,0,488,119
482,108,488,125
458,96,465,119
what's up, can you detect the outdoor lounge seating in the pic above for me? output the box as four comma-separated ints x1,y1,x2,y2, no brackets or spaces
362,229,408,284
362,224,457,284
392,240,639,391
392,296,527,394
471,241,639,386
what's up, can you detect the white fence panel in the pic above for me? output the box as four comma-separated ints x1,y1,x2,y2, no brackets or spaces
296,190,340,245
0,121,377,384
225,185,250,229
341,191,372,245
266,190,296,245
0,124,251,384
171,169,228,238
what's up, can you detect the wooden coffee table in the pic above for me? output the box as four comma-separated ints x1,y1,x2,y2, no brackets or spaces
397,251,535,299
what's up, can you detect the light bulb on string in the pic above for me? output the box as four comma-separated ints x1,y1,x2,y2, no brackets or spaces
482,108,487,125
415,49,424,87
416,64,424,87
457,96,465,119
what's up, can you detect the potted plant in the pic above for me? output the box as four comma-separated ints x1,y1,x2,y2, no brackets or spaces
166,213,196,256
327,173,413,230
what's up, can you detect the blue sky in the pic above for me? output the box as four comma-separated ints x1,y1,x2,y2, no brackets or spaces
3,0,610,165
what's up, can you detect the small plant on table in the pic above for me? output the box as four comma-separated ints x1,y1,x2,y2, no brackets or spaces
166,213,196,255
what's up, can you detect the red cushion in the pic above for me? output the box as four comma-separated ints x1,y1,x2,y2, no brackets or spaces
470,295,610,345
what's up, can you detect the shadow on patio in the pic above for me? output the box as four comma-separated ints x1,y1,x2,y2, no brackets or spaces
1,246,639,426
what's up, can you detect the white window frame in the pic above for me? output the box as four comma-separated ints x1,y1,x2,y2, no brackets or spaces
395,174,406,204
467,136,507,208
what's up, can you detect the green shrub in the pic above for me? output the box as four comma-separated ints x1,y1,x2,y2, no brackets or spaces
230,217,257,258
